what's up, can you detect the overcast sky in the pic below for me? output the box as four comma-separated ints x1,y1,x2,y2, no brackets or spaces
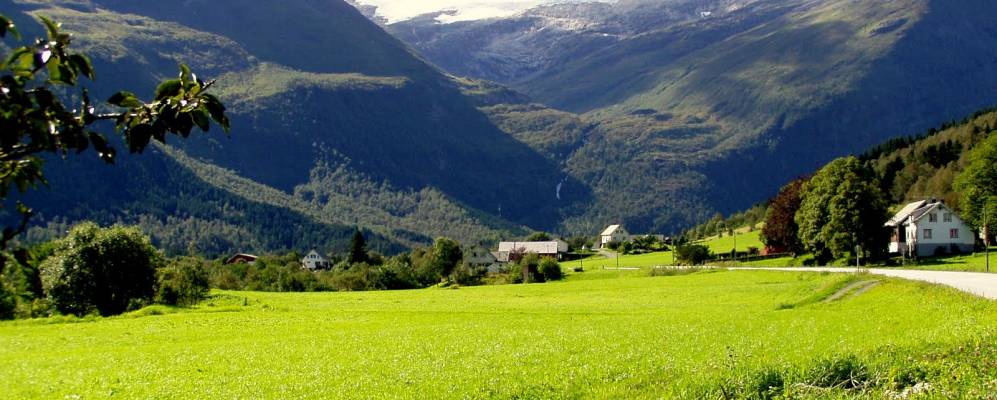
354,0,608,23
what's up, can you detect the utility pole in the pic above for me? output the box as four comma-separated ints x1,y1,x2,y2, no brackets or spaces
986,204,990,273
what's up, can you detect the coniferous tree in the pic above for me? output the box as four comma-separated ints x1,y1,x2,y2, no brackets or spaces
348,228,368,264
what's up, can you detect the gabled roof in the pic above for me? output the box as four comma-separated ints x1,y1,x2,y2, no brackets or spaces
601,224,623,236
302,250,327,261
885,200,928,227
498,241,562,254
491,251,510,263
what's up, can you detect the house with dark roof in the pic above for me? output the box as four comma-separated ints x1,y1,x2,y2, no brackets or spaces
886,200,976,257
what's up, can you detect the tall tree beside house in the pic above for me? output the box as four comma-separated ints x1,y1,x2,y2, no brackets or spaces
796,157,889,263
0,15,228,268
761,178,808,255
348,228,368,264
432,238,463,279
954,135,997,244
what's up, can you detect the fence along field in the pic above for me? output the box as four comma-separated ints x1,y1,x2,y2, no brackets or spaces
1,270,995,398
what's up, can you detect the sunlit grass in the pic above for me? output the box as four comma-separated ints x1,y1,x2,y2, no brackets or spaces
1,270,994,398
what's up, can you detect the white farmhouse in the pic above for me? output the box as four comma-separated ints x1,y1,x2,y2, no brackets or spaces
886,200,976,257
301,250,331,270
600,225,630,247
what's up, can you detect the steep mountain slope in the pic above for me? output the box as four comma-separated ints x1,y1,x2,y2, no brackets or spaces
4,0,596,254
383,0,997,233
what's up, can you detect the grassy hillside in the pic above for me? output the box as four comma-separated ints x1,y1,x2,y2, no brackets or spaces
2,271,995,397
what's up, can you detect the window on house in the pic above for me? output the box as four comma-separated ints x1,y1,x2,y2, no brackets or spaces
950,229,959,239
944,213,952,222
928,213,937,222
924,229,933,239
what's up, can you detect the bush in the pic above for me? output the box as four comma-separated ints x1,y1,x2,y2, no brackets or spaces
675,244,712,265
0,279,15,320
156,258,210,307
40,222,161,316
537,257,563,281
451,264,484,286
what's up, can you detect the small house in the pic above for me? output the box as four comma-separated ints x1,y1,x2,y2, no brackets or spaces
886,200,976,257
600,225,630,247
225,253,258,265
301,250,331,270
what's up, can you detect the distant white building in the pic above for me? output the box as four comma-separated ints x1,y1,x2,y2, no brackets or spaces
600,224,664,248
494,240,569,261
886,200,976,257
301,250,331,270
600,225,630,247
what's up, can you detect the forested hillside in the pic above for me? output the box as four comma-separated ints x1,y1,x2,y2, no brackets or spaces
691,107,997,237
2,0,596,255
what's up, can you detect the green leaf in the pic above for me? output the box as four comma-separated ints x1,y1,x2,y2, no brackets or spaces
107,91,141,108
202,93,230,132
38,16,60,39
0,15,19,40
191,109,210,132
127,124,153,153
154,79,182,100
68,54,95,80
88,132,115,163
47,58,76,85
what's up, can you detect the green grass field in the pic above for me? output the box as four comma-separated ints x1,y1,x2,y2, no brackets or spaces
568,231,766,270
2,270,995,398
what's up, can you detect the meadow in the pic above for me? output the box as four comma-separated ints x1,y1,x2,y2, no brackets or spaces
1,269,995,398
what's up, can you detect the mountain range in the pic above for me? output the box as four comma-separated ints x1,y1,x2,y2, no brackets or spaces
4,0,997,256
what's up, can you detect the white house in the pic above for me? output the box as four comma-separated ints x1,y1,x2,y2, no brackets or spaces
301,250,331,270
495,240,569,261
600,225,630,247
600,224,665,247
886,200,976,257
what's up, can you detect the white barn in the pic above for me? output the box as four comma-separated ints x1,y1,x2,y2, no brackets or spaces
301,250,331,270
495,240,569,261
886,200,976,257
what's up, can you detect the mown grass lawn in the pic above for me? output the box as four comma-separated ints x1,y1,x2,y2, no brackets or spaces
1,270,995,398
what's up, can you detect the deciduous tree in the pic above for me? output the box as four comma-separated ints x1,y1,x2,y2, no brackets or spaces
954,135,997,245
796,157,888,263
761,177,807,255
40,222,161,316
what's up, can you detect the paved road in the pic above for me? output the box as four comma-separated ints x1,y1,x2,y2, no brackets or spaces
737,268,997,300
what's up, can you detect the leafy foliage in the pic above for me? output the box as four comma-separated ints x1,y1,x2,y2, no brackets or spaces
760,178,807,254
155,257,210,307
537,257,563,281
675,244,712,266
796,157,888,263
0,11,227,256
39,222,161,316
954,134,997,241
